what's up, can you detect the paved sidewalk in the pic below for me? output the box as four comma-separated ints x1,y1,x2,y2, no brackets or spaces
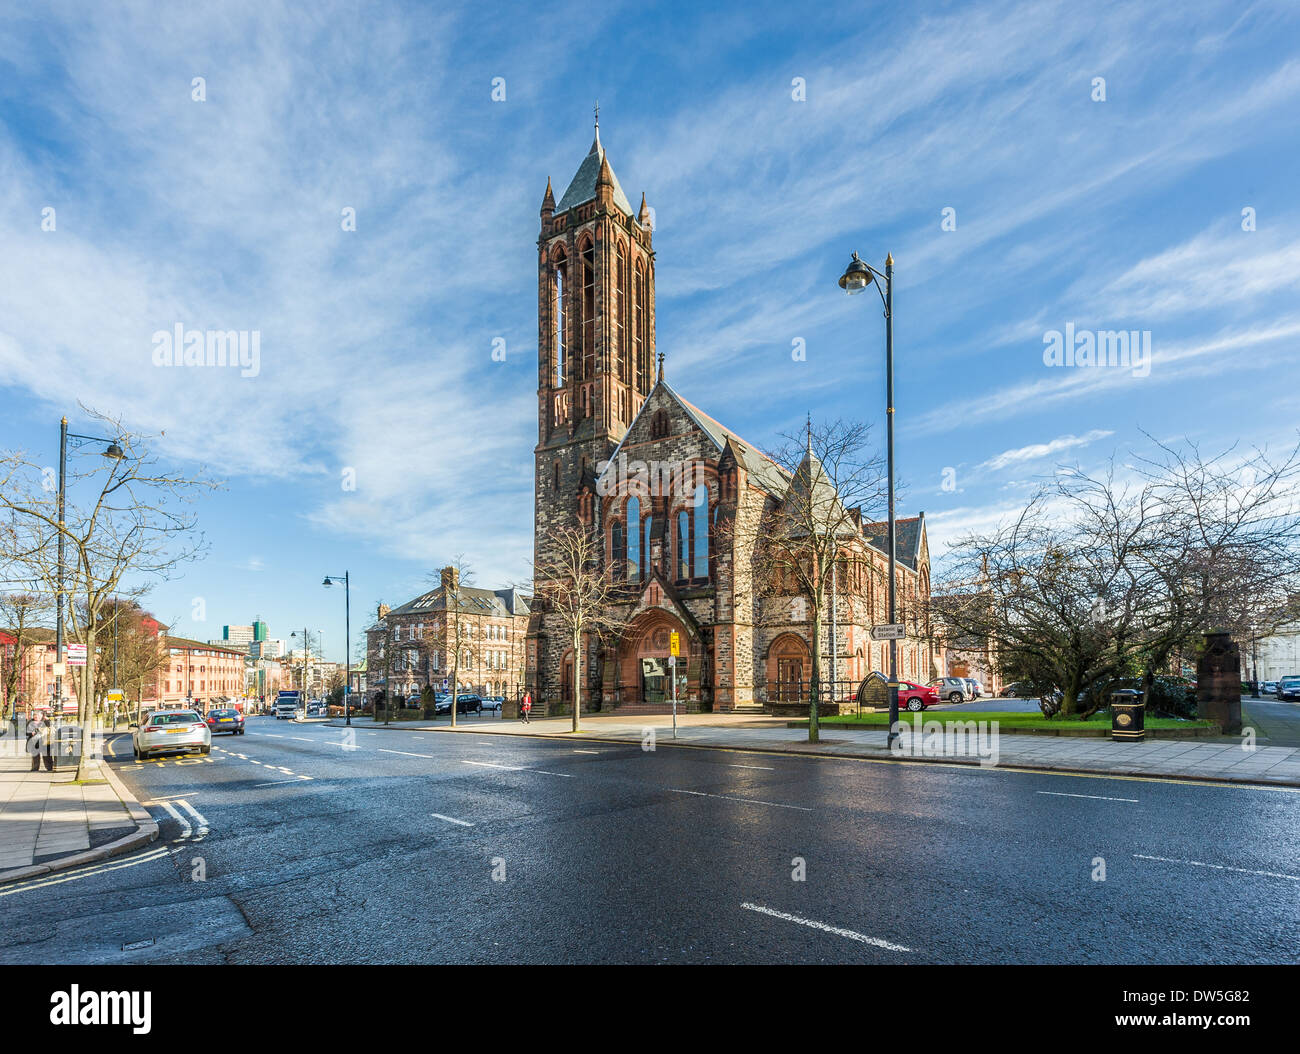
0,733,158,883
327,713,1300,787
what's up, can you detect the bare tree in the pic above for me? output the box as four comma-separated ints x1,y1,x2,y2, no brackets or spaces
532,524,623,732
935,435,1300,717
0,408,217,777
0,591,52,725
418,556,476,727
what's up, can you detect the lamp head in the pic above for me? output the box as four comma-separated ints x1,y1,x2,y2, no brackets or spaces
838,251,873,295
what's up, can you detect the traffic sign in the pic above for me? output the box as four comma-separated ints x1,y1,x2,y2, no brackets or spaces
669,632,680,657
668,655,677,668
870,624,906,641
66,644,87,667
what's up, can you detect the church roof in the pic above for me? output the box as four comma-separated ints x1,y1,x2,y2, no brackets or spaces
594,379,927,574
555,126,635,217
862,515,926,571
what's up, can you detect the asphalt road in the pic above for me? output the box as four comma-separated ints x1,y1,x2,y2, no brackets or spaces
1,716,1297,964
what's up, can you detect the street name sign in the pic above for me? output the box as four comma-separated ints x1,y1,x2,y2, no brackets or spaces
66,644,87,667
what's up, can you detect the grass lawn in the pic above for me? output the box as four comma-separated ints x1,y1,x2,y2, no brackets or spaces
811,710,1216,732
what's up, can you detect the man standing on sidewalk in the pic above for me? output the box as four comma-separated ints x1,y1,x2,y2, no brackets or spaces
521,691,532,724
26,716,52,772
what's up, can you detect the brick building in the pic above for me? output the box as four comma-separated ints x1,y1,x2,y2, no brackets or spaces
365,567,531,702
526,125,935,714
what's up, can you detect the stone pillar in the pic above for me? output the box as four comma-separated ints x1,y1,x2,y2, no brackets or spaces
1197,630,1242,735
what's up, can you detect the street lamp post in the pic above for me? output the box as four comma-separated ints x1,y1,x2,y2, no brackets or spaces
55,417,125,726
323,573,351,726
838,252,901,746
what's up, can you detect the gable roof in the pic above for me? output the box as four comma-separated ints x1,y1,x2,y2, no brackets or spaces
595,378,791,498
555,127,635,217
862,514,926,571
386,584,530,620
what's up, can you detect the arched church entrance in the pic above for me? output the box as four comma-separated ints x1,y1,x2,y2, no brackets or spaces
766,632,811,703
617,611,690,706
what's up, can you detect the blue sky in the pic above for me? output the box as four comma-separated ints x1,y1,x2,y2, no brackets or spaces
1,0,1298,663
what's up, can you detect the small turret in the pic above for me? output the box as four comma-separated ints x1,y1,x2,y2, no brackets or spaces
541,177,555,220
638,191,653,230
596,152,615,206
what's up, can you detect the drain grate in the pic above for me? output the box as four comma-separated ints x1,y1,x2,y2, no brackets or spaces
121,937,155,951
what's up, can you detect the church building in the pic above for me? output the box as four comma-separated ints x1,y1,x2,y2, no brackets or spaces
526,124,935,714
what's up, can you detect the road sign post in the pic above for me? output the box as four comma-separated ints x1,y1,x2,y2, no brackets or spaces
669,632,680,739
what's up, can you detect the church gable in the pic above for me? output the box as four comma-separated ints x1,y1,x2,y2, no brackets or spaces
594,380,721,498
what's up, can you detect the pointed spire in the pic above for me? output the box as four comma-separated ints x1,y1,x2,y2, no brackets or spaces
806,413,813,456
638,191,652,229
597,151,614,188
590,100,602,156
541,176,555,215
657,352,665,382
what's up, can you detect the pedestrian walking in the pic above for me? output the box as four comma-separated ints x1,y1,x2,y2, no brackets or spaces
521,691,532,724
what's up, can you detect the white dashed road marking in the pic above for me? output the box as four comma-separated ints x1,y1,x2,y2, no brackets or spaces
379,749,435,759
670,788,812,812
158,801,192,840
728,764,775,771
430,813,475,827
1038,791,1139,803
741,902,910,952
462,760,527,771
176,800,209,839
1134,854,1300,882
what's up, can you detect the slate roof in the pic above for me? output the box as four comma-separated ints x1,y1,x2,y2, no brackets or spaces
385,585,531,620
555,127,635,217
862,515,925,571
591,378,927,573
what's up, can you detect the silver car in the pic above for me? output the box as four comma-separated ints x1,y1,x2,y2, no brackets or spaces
963,677,983,699
132,709,211,759
932,677,969,703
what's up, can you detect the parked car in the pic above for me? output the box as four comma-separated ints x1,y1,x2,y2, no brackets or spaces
898,681,939,712
929,677,969,703
1278,676,1300,701
132,709,211,758
482,696,504,712
455,694,484,714
205,708,245,735
1003,681,1032,698
1263,681,1278,695
305,701,327,716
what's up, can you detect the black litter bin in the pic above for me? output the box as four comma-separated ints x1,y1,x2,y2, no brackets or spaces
1110,688,1145,742
51,724,85,770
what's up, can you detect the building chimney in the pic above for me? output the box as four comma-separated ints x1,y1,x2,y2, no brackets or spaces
440,566,459,593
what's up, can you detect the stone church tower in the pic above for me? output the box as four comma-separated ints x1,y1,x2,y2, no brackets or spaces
534,121,657,577
526,125,936,716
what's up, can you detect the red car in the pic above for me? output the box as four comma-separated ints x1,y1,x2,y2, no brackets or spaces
898,681,938,712
205,708,245,735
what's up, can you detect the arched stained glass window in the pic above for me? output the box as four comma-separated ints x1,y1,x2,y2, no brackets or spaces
612,520,626,578
627,497,640,582
677,511,690,580
642,513,653,579
554,261,566,387
693,485,709,578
